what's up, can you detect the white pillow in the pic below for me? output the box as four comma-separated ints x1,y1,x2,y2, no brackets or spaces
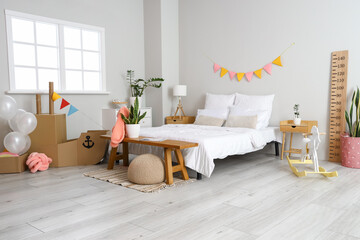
197,108,229,120
228,107,269,129
204,93,235,109
233,93,274,128
234,93,274,111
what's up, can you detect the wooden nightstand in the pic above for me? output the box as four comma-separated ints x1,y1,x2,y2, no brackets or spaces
165,116,195,124
280,120,318,160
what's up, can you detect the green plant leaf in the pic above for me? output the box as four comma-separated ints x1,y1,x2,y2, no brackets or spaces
345,110,352,137
349,91,355,130
120,113,130,124
138,112,147,122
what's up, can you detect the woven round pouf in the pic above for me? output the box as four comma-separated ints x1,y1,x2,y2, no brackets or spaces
128,154,165,185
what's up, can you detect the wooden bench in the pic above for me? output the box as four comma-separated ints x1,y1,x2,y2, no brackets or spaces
100,135,198,185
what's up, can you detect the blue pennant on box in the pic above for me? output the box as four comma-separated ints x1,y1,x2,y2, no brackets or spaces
67,105,79,116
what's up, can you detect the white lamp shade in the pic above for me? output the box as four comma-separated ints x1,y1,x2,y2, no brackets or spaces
173,85,187,97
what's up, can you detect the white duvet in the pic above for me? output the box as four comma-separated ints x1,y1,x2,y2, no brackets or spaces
128,124,281,178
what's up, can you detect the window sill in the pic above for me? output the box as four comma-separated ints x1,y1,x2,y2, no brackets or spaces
6,90,110,95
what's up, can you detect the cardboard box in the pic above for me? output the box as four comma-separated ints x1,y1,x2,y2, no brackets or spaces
29,130,108,167
0,153,29,173
32,140,78,167
29,114,67,145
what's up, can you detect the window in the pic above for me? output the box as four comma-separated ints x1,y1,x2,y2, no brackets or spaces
5,10,106,94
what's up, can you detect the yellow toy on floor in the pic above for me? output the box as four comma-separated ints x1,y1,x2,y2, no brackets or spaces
287,126,338,177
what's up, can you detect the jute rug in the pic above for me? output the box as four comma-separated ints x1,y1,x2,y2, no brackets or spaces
83,165,196,193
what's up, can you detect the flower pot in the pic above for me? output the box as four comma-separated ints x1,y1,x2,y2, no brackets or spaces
294,117,301,125
129,97,142,109
341,133,360,168
126,124,140,138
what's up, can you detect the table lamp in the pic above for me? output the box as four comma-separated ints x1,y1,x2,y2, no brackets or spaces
173,85,187,119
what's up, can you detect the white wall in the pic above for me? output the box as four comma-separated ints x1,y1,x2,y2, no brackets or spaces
161,0,180,120
179,0,360,160
0,0,145,150
144,0,179,126
143,0,163,126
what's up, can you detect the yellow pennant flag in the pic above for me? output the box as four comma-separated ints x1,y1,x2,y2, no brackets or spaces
254,69,262,79
52,92,62,102
237,73,244,82
272,56,282,66
220,68,228,77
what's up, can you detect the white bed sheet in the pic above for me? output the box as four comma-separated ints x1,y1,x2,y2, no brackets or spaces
128,124,281,178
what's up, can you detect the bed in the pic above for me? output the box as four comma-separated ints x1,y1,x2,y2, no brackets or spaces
128,124,282,178
128,92,281,178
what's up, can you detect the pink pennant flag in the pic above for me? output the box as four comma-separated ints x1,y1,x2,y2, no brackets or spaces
213,63,221,73
263,63,272,75
229,71,236,80
245,72,253,82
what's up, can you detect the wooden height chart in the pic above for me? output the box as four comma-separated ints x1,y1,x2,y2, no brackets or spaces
329,50,348,162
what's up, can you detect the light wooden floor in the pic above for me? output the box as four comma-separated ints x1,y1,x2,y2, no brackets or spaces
1,149,360,240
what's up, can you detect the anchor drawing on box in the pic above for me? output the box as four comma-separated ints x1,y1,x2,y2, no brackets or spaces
287,126,338,177
82,136,94,149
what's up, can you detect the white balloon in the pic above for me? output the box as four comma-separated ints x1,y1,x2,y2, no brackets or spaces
8,109,26,131
4,132,26,154
0,95,17,120
18,135,31,155
17,112,37,135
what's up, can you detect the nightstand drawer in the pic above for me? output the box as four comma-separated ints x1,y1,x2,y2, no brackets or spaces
280,125,308,133
165,116,195,124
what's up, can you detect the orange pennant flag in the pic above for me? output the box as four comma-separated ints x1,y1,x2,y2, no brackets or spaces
220,68,228,77
52,92,62,102
237,73,244,82
272,56,282,66
254,69,262,79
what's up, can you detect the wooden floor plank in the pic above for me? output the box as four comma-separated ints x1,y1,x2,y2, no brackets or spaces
0,151,359,239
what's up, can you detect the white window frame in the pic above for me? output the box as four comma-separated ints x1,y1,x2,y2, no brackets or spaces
5,10,108,94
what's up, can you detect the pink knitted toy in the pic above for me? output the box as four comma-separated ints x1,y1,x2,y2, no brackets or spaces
26,152,52,173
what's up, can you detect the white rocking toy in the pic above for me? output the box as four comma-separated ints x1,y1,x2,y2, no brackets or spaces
286,126,338,177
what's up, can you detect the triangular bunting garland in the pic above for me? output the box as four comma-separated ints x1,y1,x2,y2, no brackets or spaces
229,71,236,80
220,68,228,77
60,99,70,110
245,72,253,82
213,63,221,73
210,43,295,83
67,105,79,116
263,63,272,75
237,73,244,82
272,56,282,66
254,69,262,79
52,92,61,102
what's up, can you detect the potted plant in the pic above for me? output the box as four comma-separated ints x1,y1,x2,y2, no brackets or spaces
120,96,147,138
342,87,360,168
126,70,164,108
293,104,301,125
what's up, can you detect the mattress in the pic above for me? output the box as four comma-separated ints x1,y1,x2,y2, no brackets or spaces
128,124,282,178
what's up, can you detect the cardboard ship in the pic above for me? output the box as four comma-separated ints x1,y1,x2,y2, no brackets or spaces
28,82,108,167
